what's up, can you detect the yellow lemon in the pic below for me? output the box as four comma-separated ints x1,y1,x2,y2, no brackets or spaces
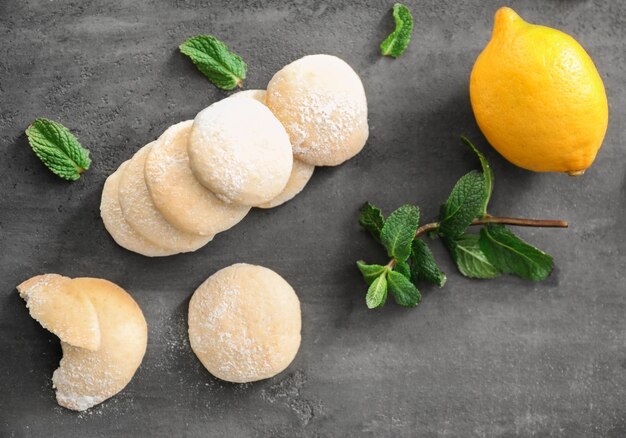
470,7,608,175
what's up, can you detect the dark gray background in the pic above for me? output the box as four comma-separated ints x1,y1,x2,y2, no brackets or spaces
1,0,625,436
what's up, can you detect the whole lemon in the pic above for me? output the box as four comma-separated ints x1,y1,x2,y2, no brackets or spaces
470,7,608,175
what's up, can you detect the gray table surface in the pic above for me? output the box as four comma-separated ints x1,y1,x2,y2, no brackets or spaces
1,0,625,436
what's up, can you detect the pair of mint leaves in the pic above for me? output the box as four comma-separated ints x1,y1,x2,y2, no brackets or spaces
180,3,414,91
357,138,559,309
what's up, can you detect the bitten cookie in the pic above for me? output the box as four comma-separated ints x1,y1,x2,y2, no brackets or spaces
18,275,148,411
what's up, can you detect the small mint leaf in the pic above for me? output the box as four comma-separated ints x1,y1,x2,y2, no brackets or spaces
411,239,447,287
387,270,421,307
366,272,388,309
461,136,493,216
180,35,247,90
25,118,91,181
445,234,501,279
393,260,411,280
356,261,388,285
439,171,485,238
359,202,385,242
380,3,414,58
479,224,553,281
380,204,420,262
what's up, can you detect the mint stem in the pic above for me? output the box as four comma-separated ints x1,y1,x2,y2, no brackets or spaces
415,215,568,239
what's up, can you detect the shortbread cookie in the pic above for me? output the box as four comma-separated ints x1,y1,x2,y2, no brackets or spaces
266,54,369,166
228,89,316,208
118,144,212,253
188,98,293,206
188,263,301,383
145,121,250,236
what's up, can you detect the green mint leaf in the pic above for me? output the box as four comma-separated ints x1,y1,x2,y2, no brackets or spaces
366,272,388,309
393,260,411,280
438,171,486,238
25,118,91,181
461,136,493,215
380,3,414,58
180,35,247,90
356,261,388,285
387,270,421,307
410,239,447,287
359,202,386,242
479,224,553,281
380,204,420,262
445,234,501,279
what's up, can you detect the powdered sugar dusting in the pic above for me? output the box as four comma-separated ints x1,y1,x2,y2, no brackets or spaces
188,98,293,205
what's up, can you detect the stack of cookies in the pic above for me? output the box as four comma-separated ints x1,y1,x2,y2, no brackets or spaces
100,54,369,256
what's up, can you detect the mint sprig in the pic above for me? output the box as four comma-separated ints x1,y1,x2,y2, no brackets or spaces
380,3,414,58
180,35,247,90
25,118,91,181
356,137,568,309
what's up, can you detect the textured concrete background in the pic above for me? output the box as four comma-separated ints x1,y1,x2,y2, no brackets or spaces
1,0,625,436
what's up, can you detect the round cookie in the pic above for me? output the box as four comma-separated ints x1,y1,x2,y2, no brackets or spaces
145,120,250,236
228,90,316,208
188,263,301,383
257,159,314,208
188,98,293,206
118,144,212,253
101,161,176,257
266,54,369,166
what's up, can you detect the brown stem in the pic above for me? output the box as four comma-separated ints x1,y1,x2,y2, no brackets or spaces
414,215,568,239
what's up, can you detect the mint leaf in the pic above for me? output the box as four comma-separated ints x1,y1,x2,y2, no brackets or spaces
479,224,553,281
366,272,388,309
380,204,420,262
461,136,493,215
357,261,388,285
393,260,411,280
445,234,501,279
411,239,446,287
180,35,247,90
359,202,385,241
25,118,91,181
380,3,414,58
438,171,485,238
387,270,421,307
